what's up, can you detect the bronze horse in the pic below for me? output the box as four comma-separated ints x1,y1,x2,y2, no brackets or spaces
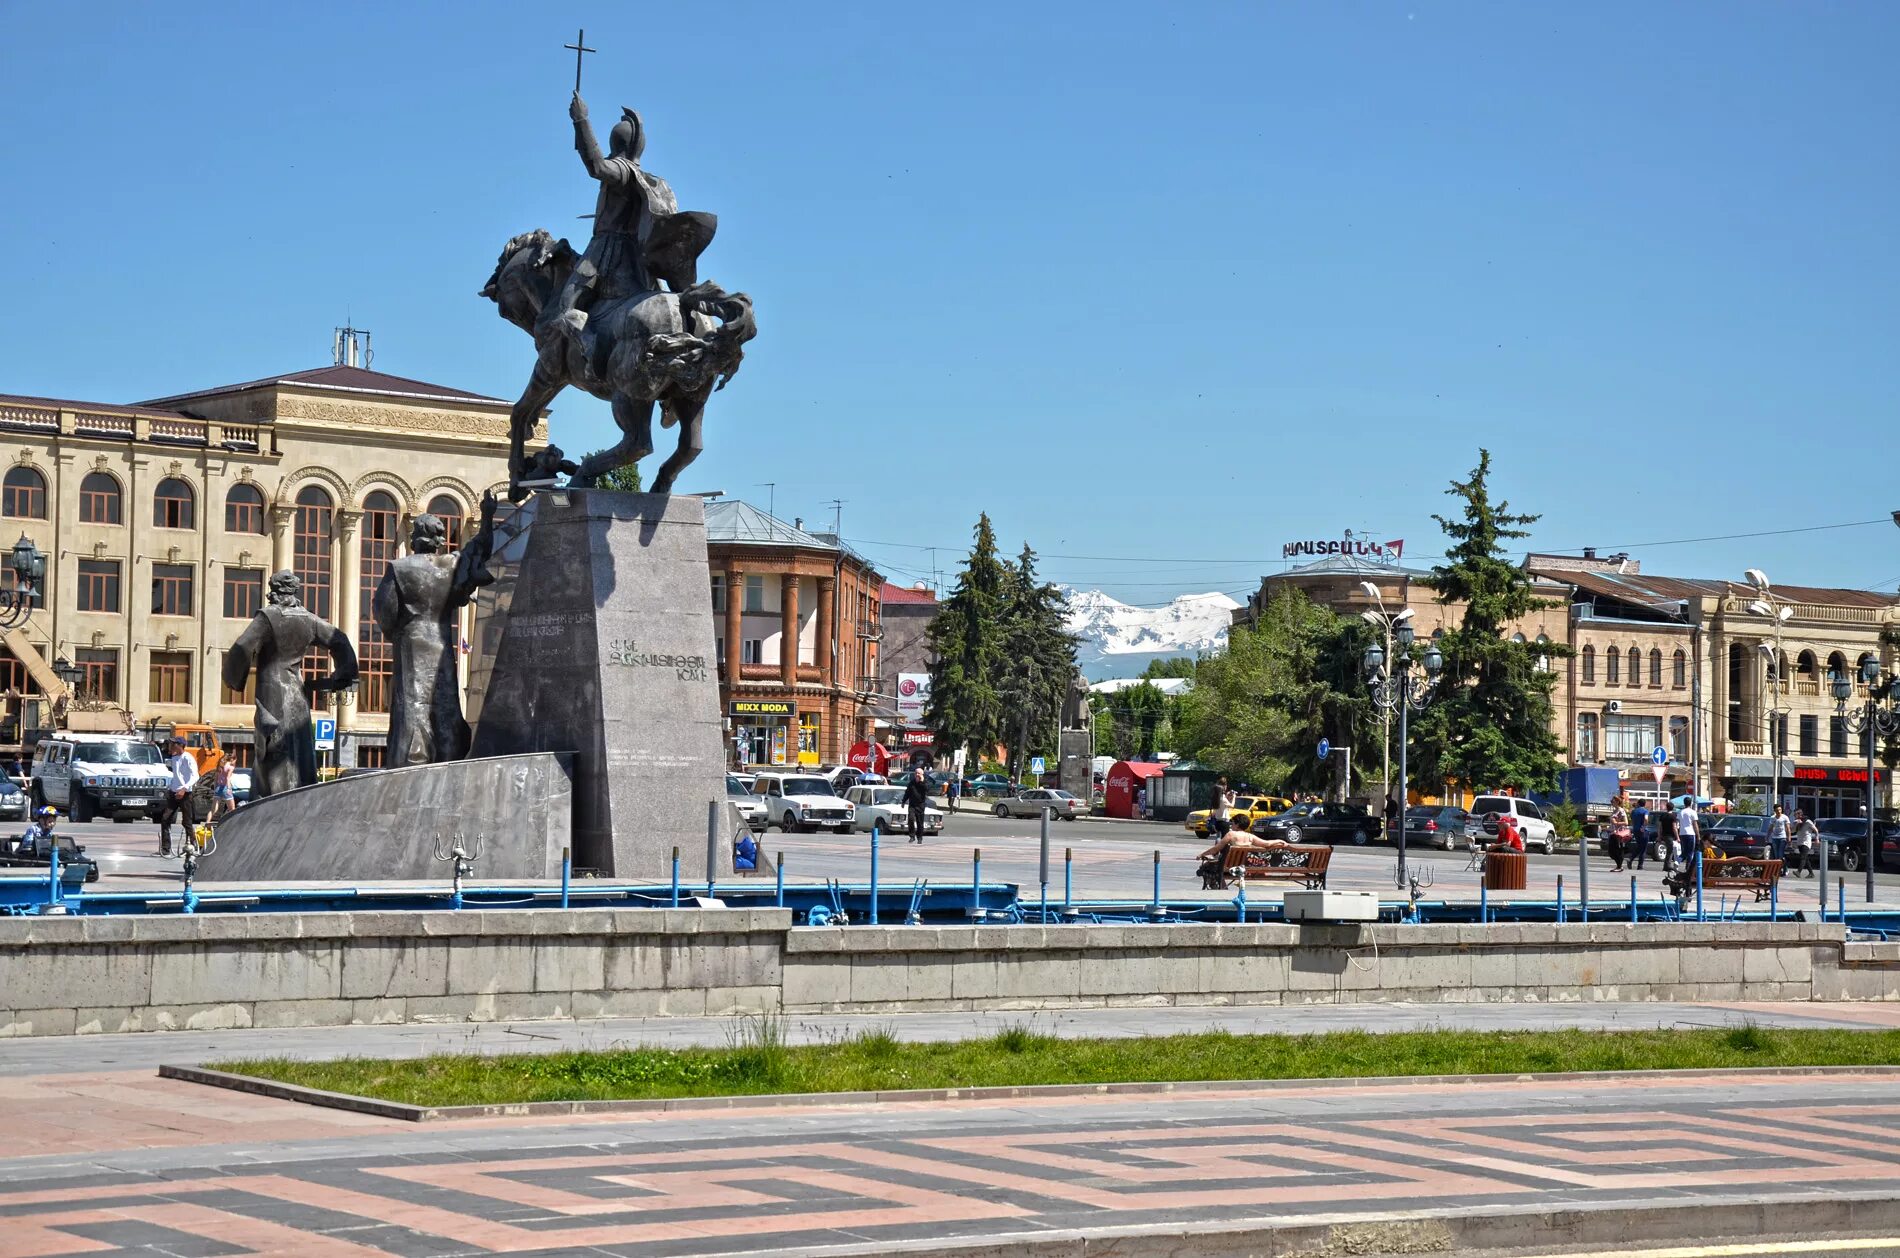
481,228,755,498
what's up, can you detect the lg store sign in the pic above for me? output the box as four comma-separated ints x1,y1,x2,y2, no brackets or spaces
896,673,932,722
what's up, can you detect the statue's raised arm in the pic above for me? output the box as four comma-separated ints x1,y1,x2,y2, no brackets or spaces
570,93,634,187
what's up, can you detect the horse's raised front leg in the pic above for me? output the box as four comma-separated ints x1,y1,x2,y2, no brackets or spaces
571,395,656,487
507,359,566,503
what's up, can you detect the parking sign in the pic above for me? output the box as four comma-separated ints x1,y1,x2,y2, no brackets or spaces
314,717,336,751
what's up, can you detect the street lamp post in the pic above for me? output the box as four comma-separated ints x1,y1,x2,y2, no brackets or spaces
0,535,46,631
1363,613,1443,886
1745,570,1794,820
1834,658,1900,902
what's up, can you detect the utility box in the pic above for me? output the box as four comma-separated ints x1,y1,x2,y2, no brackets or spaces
1282,889,1380,923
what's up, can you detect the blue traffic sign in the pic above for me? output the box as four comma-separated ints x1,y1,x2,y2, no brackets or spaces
1029,756,1046,775
1317,738,1331,761
1651,745,1668,767
314,717,337,750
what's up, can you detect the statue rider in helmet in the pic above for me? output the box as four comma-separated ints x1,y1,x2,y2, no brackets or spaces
545,92,715,381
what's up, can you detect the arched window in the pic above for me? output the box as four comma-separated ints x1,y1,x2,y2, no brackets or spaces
1628,644,1642,687
357,491,400,715
1796,650,1818,679
1510,632,1526,644
1827,651,1848,682
78,472,122,525
2,467,46,519
1649,648,1663,687
1535,633,1550,673
1606,647,1620,685
1672,649,1687,689
1581,645,1595,683
224,483,266,534
426,494,465,551
153,477,195,529
293,485,335,704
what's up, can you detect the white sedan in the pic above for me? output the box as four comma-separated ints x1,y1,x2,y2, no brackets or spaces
844,785,945,836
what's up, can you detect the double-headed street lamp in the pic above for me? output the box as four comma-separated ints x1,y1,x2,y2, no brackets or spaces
0,535,46,630
1833,657,1900,902
1744,569,1794,819
1362,606,1443,884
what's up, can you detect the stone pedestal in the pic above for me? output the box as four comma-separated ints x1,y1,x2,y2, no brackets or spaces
1059,729,1095,802
468,490,731,878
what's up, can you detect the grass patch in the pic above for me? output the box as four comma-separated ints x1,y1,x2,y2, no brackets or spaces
211,1024,1900,1109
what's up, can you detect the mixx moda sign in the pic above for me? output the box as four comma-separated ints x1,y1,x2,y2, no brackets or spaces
1282,534,1405,562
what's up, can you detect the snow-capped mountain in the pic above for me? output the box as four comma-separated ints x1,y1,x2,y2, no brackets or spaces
1062,588,1239,677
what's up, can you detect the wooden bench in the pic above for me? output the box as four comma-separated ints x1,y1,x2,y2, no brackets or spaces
1667,856,1782,902
1226,844,1331,890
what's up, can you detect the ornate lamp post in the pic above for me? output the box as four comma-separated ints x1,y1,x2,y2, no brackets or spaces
1745,569,1794,818
1363,617,1443,884
1833,657,1900,902
0,535,45,630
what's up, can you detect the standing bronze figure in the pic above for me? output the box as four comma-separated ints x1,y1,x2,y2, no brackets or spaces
374,495,499,765
222,572,358,798
482,67,755,499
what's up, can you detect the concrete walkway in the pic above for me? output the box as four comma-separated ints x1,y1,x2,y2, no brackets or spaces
7,1068,1900,1256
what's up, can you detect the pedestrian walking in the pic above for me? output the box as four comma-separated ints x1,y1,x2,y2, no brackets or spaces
208,760,237,825
1210,776,1235,838
1766,804,1790,865
1657,801,1679,872
1792,809,1819,877
1608,800,1631,871
1629,799,1650,870
1678,797,1701,867
157,736,199,857
903,766,929,844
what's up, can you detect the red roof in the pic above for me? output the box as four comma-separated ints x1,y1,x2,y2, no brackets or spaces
880,581,938,605
1110,761,1167,780
140,365,507,408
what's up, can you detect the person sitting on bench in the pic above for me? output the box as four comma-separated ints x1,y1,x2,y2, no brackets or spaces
1488,812,1524,853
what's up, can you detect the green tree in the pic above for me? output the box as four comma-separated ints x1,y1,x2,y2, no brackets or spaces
1141,656,1198,681
924,515,1007,757
1408,449,1569,794
1173,588,1371,791
995,544,1079,770
595,462,642,493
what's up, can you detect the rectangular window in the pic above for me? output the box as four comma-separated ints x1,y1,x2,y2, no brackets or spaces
1831,716,1848,758
223,567,263,620
1,566,43,610
221,666,255,706
151,563,194,616
76,559,120,613
1773,713,1789,755
1669,715,1689,762
743,638,763,665
1575,713,1599,761
710,574,725,612
357,745,387,769
76,648,118,703
148,650,192,705
1800,715,1819,758
744,574,765,612
1604,713,1663,760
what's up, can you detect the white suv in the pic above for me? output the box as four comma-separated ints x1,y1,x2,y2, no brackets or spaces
753,772,856,833
31,734,171,823
1471,795,1558,854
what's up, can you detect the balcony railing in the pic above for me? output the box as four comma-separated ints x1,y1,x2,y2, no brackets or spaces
0,403,58,432
856,619,882,639
1731,740,1766,757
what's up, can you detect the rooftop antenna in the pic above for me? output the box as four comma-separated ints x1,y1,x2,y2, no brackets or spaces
757,482,776,521
332,325,372,369
826,498,844,538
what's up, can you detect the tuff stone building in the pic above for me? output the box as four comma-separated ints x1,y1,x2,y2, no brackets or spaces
705,500,885,767
0,364,532,767
1236,549,1898,815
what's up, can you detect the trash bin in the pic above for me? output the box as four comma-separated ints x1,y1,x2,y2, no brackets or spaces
1483,850,1528,891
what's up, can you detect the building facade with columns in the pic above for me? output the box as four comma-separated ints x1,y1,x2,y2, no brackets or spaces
0,364,532,767
705,500,884,768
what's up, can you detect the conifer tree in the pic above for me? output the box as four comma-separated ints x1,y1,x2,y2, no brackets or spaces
995,544,1078,769
924,514,1006,756
1408,449,1569,793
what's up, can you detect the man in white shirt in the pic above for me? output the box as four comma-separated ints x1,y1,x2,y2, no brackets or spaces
158,736,200,857
1676,798,1700,867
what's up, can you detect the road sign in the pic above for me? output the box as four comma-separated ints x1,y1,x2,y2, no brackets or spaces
1317,738,1331,761
314,717,336,751
1029,756,1046,775
1651,764,1666,784
1651,745,1668,767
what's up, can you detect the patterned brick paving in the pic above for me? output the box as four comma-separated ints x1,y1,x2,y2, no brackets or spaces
6,1076,1900,1256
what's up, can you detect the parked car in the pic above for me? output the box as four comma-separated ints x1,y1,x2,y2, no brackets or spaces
0,780,25,822
1250,802,1381,846
992,788,1082,820
845,785,945,835
30,734,171,823
1398,805,1475,850
1704,813,1771,860
1817,818,1900,873
727,774,767,831
1471,795,1559,854
964,774,1015,799
750,773,856,833
1183,794,1294,837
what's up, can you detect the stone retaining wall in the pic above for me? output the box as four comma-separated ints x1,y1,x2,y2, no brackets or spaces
4,911,1898,1037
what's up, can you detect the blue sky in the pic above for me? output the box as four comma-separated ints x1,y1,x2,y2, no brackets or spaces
3,2,1897,604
